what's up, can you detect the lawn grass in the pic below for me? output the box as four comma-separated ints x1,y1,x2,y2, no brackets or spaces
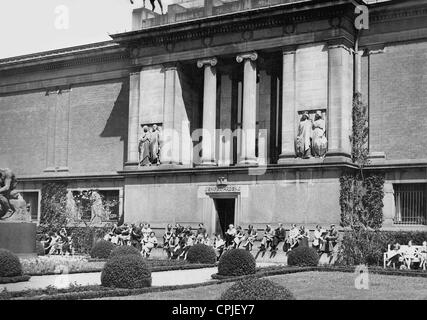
98,271,427,300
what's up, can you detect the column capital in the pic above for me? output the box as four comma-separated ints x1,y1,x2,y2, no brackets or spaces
197,57,218,69
327,43,353,55
282,45,297,55
364,43,386,55
162,62,179,71
326,38,354,53
236,52,258,63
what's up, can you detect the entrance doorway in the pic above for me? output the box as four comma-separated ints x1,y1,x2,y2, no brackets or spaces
214,198,235,237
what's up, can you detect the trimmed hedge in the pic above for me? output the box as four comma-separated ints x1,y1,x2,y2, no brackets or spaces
337,230,427,266
287,247,319,267
221,277,295,300
218,249,256,276
0,275,31,284
90,240,116,259
101,255,151,289
5,265,427,300
109,245,141,259
36,242,45,256
186,244,217,264
0,249,23,277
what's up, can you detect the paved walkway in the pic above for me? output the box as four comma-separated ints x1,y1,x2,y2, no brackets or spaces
1,261,282,293
1,267,219,293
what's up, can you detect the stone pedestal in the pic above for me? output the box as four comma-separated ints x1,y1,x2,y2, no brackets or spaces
0,222,36,255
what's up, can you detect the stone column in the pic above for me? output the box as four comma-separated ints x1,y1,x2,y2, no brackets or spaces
278,47,297,163
162,63,181,165
237,52,258,165
326,43,353,160
197,57,218,166
126,71,141,167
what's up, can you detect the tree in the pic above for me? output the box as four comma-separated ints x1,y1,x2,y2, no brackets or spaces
339,92,384,230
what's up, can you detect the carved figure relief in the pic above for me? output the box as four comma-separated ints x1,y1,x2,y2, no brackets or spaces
295,110,327,159
139,124,162,166
312,111,327,157
296,112,313,159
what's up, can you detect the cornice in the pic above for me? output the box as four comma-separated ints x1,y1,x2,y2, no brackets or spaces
369,4,427,24
0,43,130,75
117,4,352,50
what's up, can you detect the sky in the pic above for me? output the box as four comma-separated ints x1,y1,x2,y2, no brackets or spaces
0,0,174,59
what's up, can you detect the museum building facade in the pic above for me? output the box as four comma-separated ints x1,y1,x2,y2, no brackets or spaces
0,0,427,234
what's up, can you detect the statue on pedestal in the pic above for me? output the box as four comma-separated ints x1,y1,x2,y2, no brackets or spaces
149,124,161,165
139,125,152,166
312,111,328,157
139,124,162,166
0,168,29,222
296,112,312,159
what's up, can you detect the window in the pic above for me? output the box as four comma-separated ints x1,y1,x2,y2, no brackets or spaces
21,191,40,222
394,184,427,225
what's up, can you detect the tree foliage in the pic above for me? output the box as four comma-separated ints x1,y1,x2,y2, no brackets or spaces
339,93,384,230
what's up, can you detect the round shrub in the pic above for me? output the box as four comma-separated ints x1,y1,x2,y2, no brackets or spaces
101,254,151,289
109,245,141,259
186,244,217,264
90,240,115,259
0,249,23,277
221,277,295,300
218,249,256,276
287,246,319,267
36,241,45,256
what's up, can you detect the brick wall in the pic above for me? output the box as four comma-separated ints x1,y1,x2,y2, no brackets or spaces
369,41,427,160
0,78,129,177
0,91,50,176
68,79,129,174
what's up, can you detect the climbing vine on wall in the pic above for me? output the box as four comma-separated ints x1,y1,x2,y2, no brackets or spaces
339,93,385,230
40,182,68,229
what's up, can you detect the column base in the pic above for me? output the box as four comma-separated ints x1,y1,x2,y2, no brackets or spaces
277,152,296,164
324,150,351,164
239,158,258,166
197,160,218,167
123,161,139,171
43,167,69,173
368,152,386,164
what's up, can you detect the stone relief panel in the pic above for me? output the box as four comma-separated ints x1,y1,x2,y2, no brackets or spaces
139,123,163,166
295,110,327,159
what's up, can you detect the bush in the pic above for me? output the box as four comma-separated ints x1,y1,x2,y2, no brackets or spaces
0,249,23,277
109,245,141,259
36,242,45,256
90,240,115,259
67,227,111,255
218,249,256,276
337,230,427,266
287,247,319,267
101,255,151,289
221,277,295,300
186,244,217,264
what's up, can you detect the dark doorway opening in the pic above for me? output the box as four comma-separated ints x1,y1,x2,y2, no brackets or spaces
214,198,235,237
